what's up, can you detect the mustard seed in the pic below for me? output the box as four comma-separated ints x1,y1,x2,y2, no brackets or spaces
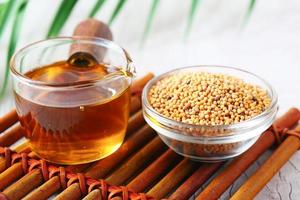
148,72,271,126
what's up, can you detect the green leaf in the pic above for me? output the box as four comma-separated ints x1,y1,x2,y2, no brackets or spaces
140,0,159,46
0,2,7,16
109,0,127,25
0,0,15,39
185,0,201,38
0,0,28,97
47,0,78,38
244,0,256,25
89,0,107,18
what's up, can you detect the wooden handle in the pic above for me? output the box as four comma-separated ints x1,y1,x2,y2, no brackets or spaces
70,19,113,63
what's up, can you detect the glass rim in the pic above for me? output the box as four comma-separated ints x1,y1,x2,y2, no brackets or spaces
10,36,133,89
142,65,278,140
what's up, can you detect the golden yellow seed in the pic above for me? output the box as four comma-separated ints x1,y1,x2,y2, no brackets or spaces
148,71,271,126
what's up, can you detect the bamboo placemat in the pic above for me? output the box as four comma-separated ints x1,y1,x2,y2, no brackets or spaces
0,73,300,200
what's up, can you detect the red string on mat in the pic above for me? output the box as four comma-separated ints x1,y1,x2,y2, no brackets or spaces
272,125,300,147
67,173,88,195
0,193,8,200
49,165,67,189
11,152,28,173
88,179,109,200
2,148,11,169
0,147,156,200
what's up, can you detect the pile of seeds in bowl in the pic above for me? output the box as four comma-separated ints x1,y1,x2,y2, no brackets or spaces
148,72,271,126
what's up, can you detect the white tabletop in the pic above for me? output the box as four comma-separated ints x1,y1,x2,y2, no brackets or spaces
1,0,300,199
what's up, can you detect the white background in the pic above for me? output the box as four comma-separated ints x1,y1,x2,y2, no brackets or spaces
1,0,300,199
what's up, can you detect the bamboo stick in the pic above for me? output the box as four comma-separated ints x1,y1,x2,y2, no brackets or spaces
82,189,102,200
2,169,43,200
105,136,167,185
13,140,30,153
0,151,35,189
147,158,198,199
129,72,153,114
127,149,181,192
126,110,145,135
0,163,24,190
131,73,154,93
0,158,7,173
110,197,122,200
169,162,223,200
55,183,82,200
0,124,24,147
130,95,141,114
0,109,18,133
0,140,30,173
24,125,155,200
23,176,61,200
231,125,300,200
0,144,31,173
196,108,300,200
86,125,155,178
18,158,85,200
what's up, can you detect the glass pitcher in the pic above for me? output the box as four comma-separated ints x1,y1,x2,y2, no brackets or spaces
10,37,135,164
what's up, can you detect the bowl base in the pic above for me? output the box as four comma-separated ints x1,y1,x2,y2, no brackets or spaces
177,151,245,163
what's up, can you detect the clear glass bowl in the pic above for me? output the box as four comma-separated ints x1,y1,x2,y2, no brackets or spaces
142,65,278,162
